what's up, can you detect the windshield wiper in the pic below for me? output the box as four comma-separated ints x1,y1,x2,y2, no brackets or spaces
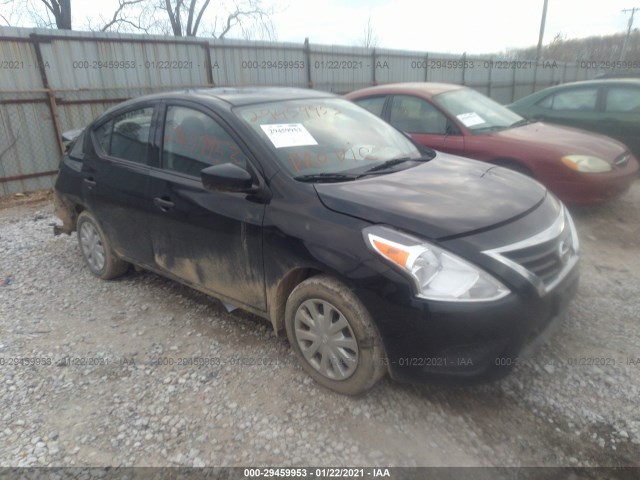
509,119,532,128
294,172,358,183
355,155,432,178
294,155,433,182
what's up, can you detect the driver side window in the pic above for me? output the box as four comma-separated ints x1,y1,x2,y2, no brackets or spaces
161,106,248,177
389,95,450,135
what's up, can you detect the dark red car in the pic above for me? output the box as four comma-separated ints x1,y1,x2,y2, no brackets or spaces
346,83,639,204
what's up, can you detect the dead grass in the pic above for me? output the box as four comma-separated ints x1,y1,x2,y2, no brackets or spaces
0,188,54,210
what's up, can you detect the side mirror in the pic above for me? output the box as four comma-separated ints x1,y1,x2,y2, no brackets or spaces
201,163,255,192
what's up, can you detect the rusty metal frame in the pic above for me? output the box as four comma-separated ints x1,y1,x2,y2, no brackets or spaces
0,170,58,184
29,33,64,156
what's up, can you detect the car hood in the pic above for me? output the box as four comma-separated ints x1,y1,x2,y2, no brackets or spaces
314,154,547,240
489,122,628,159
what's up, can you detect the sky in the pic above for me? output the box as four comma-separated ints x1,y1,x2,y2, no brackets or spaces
3,0,637,54
269,0,637,53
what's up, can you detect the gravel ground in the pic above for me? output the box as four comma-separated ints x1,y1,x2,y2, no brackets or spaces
0,183,639,469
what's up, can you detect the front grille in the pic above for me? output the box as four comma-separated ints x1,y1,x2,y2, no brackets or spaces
483,205,579,294
502,225,573,285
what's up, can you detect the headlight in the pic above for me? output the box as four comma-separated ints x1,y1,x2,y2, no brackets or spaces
561,155,612,173
364,226,510,302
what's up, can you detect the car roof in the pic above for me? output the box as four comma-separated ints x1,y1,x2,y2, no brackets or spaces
530,78,640,94
595,70,640,79
509,78,640,105
552,78,640,87
186,87,337,106
97,87,338,121
346,82,466,99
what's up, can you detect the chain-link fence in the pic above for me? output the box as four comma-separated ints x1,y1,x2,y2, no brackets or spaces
0,90,56,196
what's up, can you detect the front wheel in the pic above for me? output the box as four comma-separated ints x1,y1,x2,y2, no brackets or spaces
285,275,386,395
77,211,129,280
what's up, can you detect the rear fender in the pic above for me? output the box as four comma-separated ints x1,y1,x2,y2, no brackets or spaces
53,190,78,235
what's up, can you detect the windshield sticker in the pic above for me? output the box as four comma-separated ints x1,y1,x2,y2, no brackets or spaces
456,112,486,127
260,123,318,149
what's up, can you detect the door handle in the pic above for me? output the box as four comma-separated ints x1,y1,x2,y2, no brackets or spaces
153,197,175,212
83,177,96,189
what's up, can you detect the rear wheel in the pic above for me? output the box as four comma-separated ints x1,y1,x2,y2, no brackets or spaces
285,275,386,395
77,211,129,280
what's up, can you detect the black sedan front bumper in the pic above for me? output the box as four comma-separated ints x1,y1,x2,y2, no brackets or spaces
356,261,579,384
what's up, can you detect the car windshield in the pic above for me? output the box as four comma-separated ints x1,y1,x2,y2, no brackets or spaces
235,98,424,179
433,88,524,133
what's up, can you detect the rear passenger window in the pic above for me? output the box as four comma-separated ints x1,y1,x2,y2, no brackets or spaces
605,87,640,112
93,107,153,163
161,106,248,177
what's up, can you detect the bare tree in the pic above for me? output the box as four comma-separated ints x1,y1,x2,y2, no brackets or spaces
3,0,278,38
39,0,71,29
214,0,275,39
0,0,14,26
360,14,379,49
101,0,143,31
84,0,160,33
158,0,275,38
546,32,567,60
161,0,211,36
4,0,156,33
506,31,640,63
10,0,73,29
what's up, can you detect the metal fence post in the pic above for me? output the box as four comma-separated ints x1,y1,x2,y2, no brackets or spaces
372,48,377,85
487,56,493,98
204,41,214,86
424,53,429,82
461,52,466,85
30,33,64,156
304,38,312,88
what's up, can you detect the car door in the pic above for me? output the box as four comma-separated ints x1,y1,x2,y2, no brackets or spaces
82,103,157,265
530,86,601,132
602,84,640,156
146,102,267,311
387,95,465,155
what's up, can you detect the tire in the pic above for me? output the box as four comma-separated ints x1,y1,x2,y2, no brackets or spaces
76,211,129,280
285,275,386,395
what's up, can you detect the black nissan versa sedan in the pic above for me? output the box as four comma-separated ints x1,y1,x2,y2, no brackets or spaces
53,87,580,395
